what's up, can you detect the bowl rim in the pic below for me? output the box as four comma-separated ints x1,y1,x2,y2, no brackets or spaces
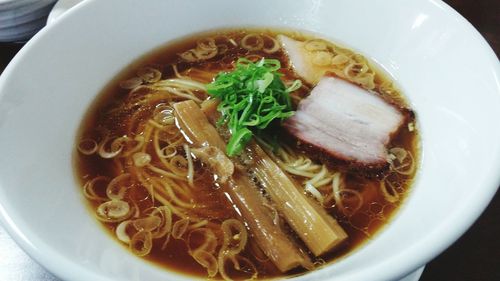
0,0,499,281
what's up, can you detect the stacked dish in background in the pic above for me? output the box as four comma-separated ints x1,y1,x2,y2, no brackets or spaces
0,0,57,42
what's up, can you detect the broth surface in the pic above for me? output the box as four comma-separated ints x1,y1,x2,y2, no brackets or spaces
74,28,419,280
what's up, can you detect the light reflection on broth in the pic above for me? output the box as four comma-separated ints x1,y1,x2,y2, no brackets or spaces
74,28,419,280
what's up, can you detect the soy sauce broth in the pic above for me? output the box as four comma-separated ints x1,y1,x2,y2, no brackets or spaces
74,28,419,280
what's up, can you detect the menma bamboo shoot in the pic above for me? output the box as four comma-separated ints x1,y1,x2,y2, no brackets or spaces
173,100,309,272
249,143,348,256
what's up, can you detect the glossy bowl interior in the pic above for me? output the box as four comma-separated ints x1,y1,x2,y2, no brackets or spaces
0,0,499,281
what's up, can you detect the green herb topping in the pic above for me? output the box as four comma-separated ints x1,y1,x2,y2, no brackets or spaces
206,58,301,156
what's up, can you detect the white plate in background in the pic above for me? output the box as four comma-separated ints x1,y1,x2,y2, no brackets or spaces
0,0,56,41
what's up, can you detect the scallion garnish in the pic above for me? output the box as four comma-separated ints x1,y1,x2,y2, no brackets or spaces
206,58,301,156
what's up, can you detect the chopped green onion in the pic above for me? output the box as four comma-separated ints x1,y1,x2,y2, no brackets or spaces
226,128,253,156
206,57,301,156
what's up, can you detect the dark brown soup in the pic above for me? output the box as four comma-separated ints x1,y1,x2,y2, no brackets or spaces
74,28,419,280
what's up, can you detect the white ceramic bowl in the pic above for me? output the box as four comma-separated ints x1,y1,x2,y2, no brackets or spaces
0,0,499,280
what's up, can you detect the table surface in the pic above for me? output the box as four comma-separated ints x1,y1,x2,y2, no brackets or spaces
0,0,499,280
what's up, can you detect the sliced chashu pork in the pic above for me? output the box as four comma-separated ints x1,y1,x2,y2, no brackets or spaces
283,76,406,171
277,34,333,85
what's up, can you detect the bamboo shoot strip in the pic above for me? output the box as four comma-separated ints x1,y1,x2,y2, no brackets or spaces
173,100,310,272
249,143,348,256
226,173,311,272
